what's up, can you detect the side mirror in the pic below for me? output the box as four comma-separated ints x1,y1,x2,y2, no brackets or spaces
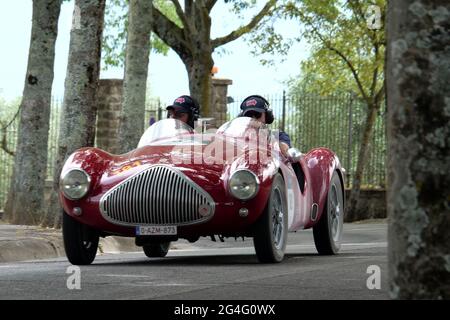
287,148,303,162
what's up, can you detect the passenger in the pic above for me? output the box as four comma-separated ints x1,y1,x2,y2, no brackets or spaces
239,95,291,158
166,95,200,128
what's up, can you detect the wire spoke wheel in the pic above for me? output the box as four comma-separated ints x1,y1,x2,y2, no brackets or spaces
329,184,342,242
313,171,344,255
271,187,285,250
253,173,288,263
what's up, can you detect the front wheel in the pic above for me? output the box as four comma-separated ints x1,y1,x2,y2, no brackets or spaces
313,171,344,255
143,242,171,258
253,173,288,263
62,211,99,265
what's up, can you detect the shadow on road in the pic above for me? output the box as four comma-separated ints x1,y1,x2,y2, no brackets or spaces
91,251,368,267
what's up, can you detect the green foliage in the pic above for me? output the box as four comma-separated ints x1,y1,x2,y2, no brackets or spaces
250,25,292,66
102,0,179,69
251,0,386,101
225,0,258,15
236,0,286,66
292,1,385,99
257,0,388,190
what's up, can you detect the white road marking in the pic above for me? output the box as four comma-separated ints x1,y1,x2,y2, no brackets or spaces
101,274,154,278
0,264,29,268
340,255,385,259
122,282,189,287
344,227,387,232
342,242,387,247
165,241,387,254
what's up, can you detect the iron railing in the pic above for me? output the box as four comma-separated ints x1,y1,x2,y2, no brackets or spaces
0,92,386,210
227,92,386,189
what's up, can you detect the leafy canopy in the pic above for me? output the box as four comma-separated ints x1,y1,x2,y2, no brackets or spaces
294,0,385,99
252,0,386,100
102,0,180,69
103,0,277,69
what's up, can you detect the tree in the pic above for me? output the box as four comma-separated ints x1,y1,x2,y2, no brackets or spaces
263,0,386,220
104,0,276,127
150,0,276,117
43,0,106,228
118,0,153,153
4,0,62,225
102,0,172,69
387,0,450,299
103,0,175,153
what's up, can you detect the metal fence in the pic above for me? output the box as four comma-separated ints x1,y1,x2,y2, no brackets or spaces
0,98,62,211
0,92,386,210
0,98,166,210
0,118,17,212
227,92,386,189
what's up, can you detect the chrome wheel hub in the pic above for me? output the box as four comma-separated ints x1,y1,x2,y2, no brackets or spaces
328,184,343,242
272,187,285,250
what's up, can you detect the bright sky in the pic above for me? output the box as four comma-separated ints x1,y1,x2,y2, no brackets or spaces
0,0,309,104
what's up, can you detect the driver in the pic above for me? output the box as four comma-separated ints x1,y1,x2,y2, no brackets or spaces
166,95,200,128
239,95,291,158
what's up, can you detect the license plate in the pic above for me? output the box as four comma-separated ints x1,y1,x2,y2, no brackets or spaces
136,226,177,236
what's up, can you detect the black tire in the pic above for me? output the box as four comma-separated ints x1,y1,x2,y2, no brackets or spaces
143,242,171,258
253,173,288,263
62,211,99,265
313,171,344,255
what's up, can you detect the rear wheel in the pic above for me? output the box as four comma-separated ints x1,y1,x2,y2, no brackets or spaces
313,171,344,255
143,242,171,258
63,211,99,265
253,173,288,263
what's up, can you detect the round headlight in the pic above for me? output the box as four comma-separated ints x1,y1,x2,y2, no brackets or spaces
228,170,259,200
60,169,91,200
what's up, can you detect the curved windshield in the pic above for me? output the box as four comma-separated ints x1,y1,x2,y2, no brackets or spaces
137,119,195,147
216,117,269,138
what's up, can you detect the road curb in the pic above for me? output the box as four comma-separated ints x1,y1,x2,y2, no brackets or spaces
0,237,65,263
0,222,387,263
0,233,141,263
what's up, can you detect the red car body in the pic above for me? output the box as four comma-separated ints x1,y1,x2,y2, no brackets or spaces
60,118,345,263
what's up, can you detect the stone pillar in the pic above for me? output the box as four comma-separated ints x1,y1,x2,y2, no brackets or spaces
96,79,123,154
210,78,233,127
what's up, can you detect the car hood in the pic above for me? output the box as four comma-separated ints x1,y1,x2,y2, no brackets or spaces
96,144,226,198
62,137,278,202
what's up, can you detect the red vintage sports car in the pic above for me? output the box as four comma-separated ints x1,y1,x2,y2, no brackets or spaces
60,117,345,265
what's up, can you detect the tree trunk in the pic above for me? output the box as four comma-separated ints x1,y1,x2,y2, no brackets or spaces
118,0,152,154
150,1,274,120
4,0,61,225
387,0,450,299
346,101,380,221
42,0,106,228
185,53,214,118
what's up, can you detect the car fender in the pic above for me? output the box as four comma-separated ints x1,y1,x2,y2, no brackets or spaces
303,148,344,228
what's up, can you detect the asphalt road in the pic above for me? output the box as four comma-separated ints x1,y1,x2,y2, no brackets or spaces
0,222,388,300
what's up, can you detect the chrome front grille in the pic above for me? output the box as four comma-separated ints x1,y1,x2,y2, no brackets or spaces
100,165,215,226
